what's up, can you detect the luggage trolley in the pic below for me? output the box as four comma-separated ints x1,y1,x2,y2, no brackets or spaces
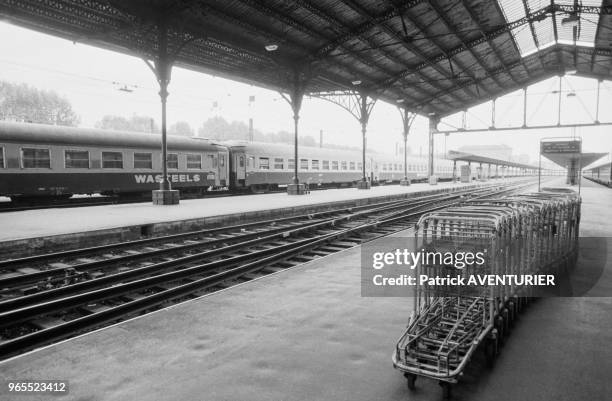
392,204,518,397
392,189,581,398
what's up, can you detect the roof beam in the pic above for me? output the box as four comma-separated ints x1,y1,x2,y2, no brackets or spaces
425,1,506,92
550,0,565,74
459,0,520,86
336,0,473,106
312,0,427,58
296,0,448,105
520,0,547,70
375,4,554,90
237,0,409,98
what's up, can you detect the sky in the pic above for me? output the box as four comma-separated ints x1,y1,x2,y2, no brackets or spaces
0,21,610,169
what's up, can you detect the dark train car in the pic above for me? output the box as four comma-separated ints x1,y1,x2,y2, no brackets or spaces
226,140,455,192
0,122,230,200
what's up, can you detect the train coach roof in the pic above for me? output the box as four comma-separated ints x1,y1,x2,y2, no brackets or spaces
0,122,226,151
224,140,363,160
225,140,452,163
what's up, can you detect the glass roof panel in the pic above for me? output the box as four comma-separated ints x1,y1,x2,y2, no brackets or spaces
497,0,602,57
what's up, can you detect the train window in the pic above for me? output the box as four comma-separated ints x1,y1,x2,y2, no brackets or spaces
220,154,225,167
341,161,347,170
102,152,123,169
259,157,270,170
0,147,4,168
274,158,284,169
322,160,330,170
349,162,355,170
331,161,339,170
239,156,244,168
65,150,90,169
167,153,179,169
134,152,153,169
358,162,362,170
382,164,387,171
22,148,51,169
311,160,319,170
288,158,295,169
300,159,309,170
186,154,202,170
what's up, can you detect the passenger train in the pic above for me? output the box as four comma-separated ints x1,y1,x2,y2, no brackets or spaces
583,161,612,187
0,121,457,201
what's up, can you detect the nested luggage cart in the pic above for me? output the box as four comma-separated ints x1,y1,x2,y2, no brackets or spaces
392,189,581,398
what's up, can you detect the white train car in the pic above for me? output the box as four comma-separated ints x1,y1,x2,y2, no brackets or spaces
226,140,456,192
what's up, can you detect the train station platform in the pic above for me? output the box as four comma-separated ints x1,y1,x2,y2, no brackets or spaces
0,179,610,400
0,178,531,259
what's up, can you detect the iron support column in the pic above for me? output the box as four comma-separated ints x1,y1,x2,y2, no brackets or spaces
428,116,438,184
522,87,528,128
286,80,306,195
398,107,414,186
557,76,562,126
293,113,299,185
595,79,601,124
357,93,371,189
149,18,179,205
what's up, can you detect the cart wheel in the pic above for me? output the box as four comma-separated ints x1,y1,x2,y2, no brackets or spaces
404,373,417,390
439,381,452,399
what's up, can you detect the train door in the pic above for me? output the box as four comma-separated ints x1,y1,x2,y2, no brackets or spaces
231,151,246,188
218,152,227,186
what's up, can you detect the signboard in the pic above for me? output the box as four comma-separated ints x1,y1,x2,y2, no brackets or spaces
541,140,581,154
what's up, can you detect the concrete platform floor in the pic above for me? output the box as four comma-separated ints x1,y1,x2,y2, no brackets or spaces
0,178,610,401
0,178,526,242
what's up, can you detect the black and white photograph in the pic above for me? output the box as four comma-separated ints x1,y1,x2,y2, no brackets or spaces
0,1,611,400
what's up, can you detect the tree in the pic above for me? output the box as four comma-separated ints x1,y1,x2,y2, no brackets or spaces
95,114,159,133
0,81,80,126
198,116,249,140
197,116,358,149
169,121,194,136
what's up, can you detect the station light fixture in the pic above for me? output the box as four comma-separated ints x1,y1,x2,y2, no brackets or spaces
351,80,362,85
264,44,278,51
428,112,436,116
565,69,577,75
396,99,405,103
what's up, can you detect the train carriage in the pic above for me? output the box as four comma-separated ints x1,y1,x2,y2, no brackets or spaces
583,161,612,187
0,122,229,200
226,141,364,191
226,140,456,192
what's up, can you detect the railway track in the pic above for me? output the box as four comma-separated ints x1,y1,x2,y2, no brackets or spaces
0,180,537,359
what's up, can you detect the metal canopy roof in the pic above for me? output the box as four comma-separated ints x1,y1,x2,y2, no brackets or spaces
542,151,607,167
1,0,611,117
447,150,538,169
